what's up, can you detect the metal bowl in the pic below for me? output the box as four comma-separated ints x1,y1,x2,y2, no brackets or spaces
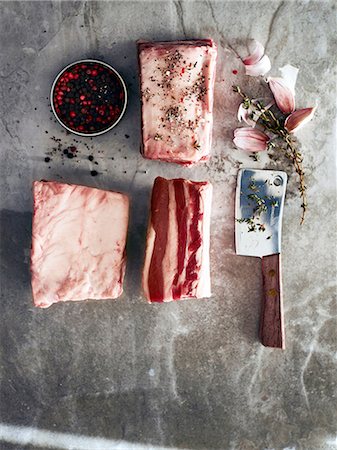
50,59,128,137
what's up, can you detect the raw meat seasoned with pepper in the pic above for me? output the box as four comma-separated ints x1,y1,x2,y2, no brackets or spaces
138,40,217,165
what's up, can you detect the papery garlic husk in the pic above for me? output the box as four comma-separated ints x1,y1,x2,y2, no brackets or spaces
279,64,299,94
233,127,269,152
243,40,265,65
245,55,271,77
242,39,271,77
237,103,256,127
285,107,316,133
268,77,295,114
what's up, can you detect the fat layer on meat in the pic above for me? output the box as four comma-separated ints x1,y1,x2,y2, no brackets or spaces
31,181,129,308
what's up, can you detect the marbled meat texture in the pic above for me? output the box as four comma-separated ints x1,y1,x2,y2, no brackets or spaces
143,177,212,302
31,181,129,308
138,39,217,165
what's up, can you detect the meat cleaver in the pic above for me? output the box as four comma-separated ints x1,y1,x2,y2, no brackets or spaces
235,168,287,349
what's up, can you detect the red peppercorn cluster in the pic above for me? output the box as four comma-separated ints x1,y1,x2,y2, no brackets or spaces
53,62,125,134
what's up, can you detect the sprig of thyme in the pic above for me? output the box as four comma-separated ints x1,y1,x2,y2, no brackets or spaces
236,177,279,235
233,85,307,224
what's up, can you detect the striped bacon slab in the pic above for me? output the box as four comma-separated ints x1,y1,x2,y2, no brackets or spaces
138,39,217,165
143,177,212,302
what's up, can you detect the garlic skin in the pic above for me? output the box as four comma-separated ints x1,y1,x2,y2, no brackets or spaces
285,107,316,133
242,40,265,65
268,77,295,114
237,103,256,127
242,39,271,77
267,64,299,114
237,100,275,127
233,127,269,152
279,64,299,93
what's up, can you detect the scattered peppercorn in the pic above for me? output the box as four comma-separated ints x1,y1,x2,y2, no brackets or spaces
90,170,98,176
88,155,94,161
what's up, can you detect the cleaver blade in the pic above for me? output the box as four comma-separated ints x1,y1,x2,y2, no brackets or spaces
235,168,287,349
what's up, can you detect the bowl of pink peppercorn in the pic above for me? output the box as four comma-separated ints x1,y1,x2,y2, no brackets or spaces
51,59,127,137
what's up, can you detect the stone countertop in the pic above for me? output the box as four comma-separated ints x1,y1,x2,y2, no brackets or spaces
0,1,336,449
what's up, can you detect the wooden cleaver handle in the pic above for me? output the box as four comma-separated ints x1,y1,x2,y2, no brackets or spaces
260,253,285,349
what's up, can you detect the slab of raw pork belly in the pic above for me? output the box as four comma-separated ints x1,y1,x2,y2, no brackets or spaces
138,39,217,165
31,181,129,308
143,177,212,302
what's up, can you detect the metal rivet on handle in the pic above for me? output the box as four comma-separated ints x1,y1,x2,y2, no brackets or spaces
274,176,283,186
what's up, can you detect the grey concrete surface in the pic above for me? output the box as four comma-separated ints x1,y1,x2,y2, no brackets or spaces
0,1,336,449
